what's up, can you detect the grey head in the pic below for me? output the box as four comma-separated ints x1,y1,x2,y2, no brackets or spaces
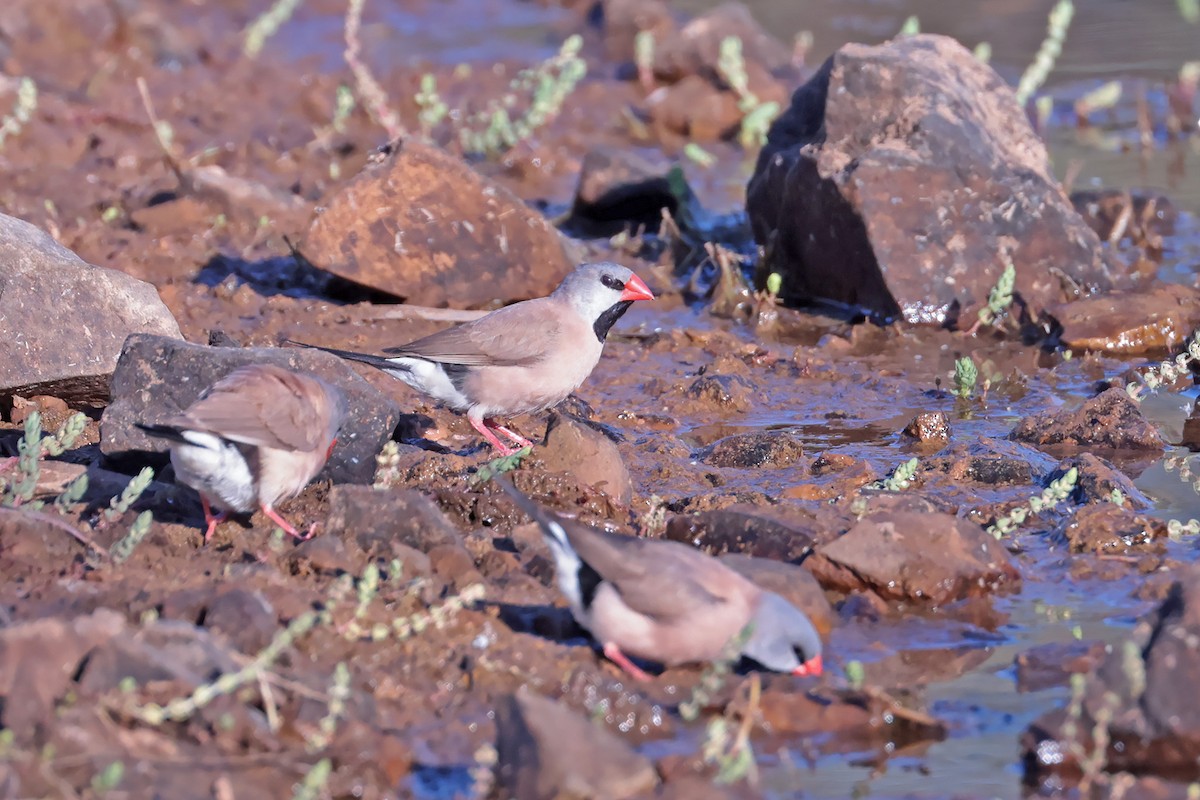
739,591,824,677
552,262,655,343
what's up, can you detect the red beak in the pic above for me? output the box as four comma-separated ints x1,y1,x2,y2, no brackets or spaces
325,438,338,460
619,273,655,302
792,654,823,677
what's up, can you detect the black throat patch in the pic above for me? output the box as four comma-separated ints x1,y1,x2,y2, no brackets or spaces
592,301,634,343
577,561,604,609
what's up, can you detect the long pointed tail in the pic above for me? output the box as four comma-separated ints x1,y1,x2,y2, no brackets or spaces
134,422,190,444
494,475,571,552
283,339,411,374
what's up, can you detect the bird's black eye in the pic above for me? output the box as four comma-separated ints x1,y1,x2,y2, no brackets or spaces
600,273,625,292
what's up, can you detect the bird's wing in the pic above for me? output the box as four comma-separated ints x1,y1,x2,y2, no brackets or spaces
566,524,742,623
383,298,561,367
177,365,326,452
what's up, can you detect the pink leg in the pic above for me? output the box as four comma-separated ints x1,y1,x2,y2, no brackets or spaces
261,504,315,541
200,495,228,544
486,419,532,450
469,415,517,456
603,642,654,682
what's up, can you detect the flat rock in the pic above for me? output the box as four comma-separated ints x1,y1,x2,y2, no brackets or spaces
717,552,835,638
1023,565,1200,781
664,504,830,562
1015,640,1108,693
539,413,633,505
923,437,1057,487
1053,283,1200,355
302,139,573,307
747,35,1113,324
0,213,182,404
99,334,402,484
697,430,806,469
810,511,1020,604
493,686,659,799
1011,387,1165,453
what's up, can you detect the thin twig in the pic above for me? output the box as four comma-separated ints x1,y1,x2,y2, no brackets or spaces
360,306,489,322
344,0,405,140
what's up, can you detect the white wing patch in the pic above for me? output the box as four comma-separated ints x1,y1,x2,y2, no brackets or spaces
544,519,586,618
170,431,258,513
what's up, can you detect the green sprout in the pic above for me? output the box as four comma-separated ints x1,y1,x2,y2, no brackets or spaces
987,466,1078,538
1015,0,1074,106
953,356,979,400
977,257,1016,327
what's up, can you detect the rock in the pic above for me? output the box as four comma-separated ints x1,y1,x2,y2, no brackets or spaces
717,553,834,638
600,0,675,64
202,588,279,654
645,74,742,141
923,437,1057,487
1023,566,1200,781
651,2,792,87
0,213,182,404
1071,189,1176,247
664,504,826,562
697,430,805,468
539,413,633,505
1054,504,1166,555
1011,387,1165,453
1015,640,1107,692
902,412,950,444
493,686,659,799
810,511,1020,604
1052,452,1150,508
747,35,1113,324
566,147,677,236
302,139,573,307
76,619,241,695
0,609,126,743
1053,284,1200,356
99,334,402,484
684,374,754,412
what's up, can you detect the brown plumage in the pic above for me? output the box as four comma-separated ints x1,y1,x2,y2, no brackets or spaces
137,364,347,542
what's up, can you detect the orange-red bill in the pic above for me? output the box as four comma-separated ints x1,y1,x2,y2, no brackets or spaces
793,654,823,677
619,273,655,302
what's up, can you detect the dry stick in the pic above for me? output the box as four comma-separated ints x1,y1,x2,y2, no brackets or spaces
344,0,405,141
136,76,189,189
361,306,490,322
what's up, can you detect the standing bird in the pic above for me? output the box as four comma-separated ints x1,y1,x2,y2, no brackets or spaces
496,477,824,681
136,364,347,542
287,262,654,455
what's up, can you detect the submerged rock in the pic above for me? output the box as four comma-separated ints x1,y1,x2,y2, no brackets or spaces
303,139,573,307
1015,640,1107,693
697,429,806,469
1023,565,1200,783
99,334,401,484
1053,504,1166,556
0,213,182,404
1052,283,1200,356
1010,387,1165,453
810,511,1020,604
493,686,659,799
746,35,1112,324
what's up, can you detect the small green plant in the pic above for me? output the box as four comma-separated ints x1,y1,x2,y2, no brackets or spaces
471,446,532,486
877,457,919,491
716,37,780,149
1060,640,1143,792
700,673,760,785
1015,0,1075,106
973,42,993,64
102,466,155,523
634,30,656,90
306,661,351,752
683,142,716,167
373,441,403,488
90,761,125,792
0,77,37,151
1126,330,1200,400
898,16,920,35
110,510,154,562
1178,0,1199,23
976,257,1016,328
1168,518,1200,537
953,356,979,400
844,660,865,690
415,74,448,137
987,466,1078,538
458,36,586,157
1,411,88,508
243,0,305,57
292,758,332,800
680,625,752,722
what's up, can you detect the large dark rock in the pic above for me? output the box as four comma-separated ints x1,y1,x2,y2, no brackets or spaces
810,511,1020,604
0,213,182,404
747,34,1114,325
99,334,402,484
1010,387,1165,453
566,147,678,237
663,504,826,562
302,139,574,308
1023,566,1200,782
493,686,659,799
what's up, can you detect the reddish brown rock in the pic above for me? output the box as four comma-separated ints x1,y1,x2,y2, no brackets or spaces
747,35,1113,324
664,504,826,562
494,686,659,799
1054,504,1166,556
810,511,1020,604
600,0,676,64
302,139,573,307
1053,452,1150,508
902,412,951,444
1010,387,1165,452
1053,283,1200,356
1023,565,1200,782
651,2,792,88
684,373,754,412
0,213,182,404
697,430,806,469
539,413,633,505
645,74,742,141
1015,640,1108,693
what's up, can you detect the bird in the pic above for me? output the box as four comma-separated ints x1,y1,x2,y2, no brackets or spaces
135,364,347,543
286,262,654,455
495,476,824,681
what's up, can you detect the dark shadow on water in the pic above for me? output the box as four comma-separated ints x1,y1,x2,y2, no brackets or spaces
195,252,396,303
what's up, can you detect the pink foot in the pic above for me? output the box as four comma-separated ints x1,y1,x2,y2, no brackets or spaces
487,419,532,450
261,504,313,541
603,642,654,682
469,415,518,455
201,495,229,544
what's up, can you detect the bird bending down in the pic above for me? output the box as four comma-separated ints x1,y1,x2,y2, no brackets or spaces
287,262,654,455
136,364,347,542
496,477,824,681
